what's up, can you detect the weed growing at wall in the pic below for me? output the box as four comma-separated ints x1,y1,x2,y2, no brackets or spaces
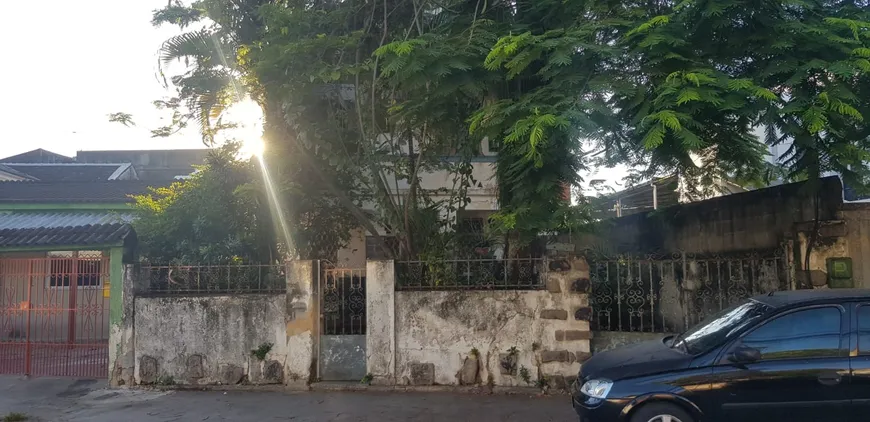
251,342,273,361
519,366,532,385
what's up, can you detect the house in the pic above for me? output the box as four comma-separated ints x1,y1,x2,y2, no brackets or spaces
335,138,500,267
0,148,206,375
594,174,746,219
0,148,209,181
76,149,210,181
0,179,156,375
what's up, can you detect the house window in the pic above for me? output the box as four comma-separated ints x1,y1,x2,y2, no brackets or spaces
365,236,396,260
47,251,103,288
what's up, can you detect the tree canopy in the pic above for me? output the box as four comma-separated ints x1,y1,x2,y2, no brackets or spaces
142,0,870,262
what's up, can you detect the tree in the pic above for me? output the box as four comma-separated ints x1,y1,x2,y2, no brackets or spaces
146,0,870,263
132,142,355,263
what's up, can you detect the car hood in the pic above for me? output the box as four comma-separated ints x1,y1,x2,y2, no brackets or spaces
580,337,692,381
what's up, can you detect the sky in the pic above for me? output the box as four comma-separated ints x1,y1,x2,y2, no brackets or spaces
0,0,627,191
0,1,203,159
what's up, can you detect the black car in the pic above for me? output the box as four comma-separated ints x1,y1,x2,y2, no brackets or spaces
572,289,870,422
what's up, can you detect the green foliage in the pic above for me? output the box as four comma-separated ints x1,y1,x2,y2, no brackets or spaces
250,342,273,361
148,0,870,260
610,0,870,188
518,366,532,385
107,112,135,127
360,373,374,385
132,142,354,263
132,143,276,264
2,413,27,422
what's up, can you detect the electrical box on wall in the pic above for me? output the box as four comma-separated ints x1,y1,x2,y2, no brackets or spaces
827,257,854,289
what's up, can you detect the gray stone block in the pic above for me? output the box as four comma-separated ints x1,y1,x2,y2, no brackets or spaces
540,309,568,320
138,356,158,385
186,354,204,381
220,364,245,385
575,352,592,363
556,330,591,341
545,278,561,293
570,278,591,293
574,307,592,321
264,360,284,384
540,350,570,363
409,363,435,386
458,357,479,385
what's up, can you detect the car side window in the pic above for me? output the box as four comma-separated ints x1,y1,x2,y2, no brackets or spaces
740,307,841,360
858,305,870,355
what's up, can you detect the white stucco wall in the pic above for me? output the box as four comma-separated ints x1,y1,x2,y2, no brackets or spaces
133,294,288,385
394,289,589,387
366,260,395,384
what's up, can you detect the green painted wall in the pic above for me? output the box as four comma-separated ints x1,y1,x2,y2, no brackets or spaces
109,246,124,329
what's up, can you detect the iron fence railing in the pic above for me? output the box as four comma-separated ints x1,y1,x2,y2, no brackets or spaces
141,264,286,295
395,258,546,290
589,250,792,333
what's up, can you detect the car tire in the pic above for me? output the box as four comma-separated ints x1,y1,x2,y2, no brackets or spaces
629,402,694,422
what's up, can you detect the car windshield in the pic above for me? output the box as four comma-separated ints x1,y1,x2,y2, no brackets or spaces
673,299,772,354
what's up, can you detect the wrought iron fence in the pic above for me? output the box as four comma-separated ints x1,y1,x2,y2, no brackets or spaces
141,264,286,295
395,258,546,290
321,267,366,335
589,250,792,333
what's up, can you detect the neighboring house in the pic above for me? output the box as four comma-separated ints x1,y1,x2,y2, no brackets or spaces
0,148,74,164
0,163,138,182
596,174,746,219
76,149,210,181
0,148,209,182
0,164,36,181
0,147,204,347
0,180,157,349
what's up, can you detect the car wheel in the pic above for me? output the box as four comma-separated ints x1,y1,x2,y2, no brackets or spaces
629,402,694,422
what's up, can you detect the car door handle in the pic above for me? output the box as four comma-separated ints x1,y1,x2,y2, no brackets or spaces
818,374,842,386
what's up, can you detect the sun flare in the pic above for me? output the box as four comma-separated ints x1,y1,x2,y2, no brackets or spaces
225,98,265,158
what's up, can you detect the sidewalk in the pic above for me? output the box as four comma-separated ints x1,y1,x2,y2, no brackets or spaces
0,377,575,421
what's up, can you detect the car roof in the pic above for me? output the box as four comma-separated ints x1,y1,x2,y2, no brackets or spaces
754,289,870,308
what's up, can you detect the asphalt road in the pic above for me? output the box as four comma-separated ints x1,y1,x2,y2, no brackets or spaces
0,377,577,421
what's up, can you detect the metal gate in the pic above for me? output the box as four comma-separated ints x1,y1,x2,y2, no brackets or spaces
318,265,367,381
0,255,110,377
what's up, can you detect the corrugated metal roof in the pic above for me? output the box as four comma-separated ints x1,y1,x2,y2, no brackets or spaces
0,212,134,248
0,212,134,230
0,181,165,203
2,164,128,182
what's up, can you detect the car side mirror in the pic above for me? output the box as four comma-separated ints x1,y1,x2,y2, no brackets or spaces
730,346,761,364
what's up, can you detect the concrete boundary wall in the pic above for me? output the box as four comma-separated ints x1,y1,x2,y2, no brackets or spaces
110,260,317,388
365,258,592,389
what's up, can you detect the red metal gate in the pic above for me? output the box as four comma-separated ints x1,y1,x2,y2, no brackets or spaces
0,255,110,377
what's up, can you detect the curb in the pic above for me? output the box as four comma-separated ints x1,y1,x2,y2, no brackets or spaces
136,383,568,396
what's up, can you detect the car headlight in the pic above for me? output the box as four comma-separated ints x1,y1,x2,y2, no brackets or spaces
580,379,613,399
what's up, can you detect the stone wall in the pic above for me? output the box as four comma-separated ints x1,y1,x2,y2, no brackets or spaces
367,258,592,389
134,294,288,386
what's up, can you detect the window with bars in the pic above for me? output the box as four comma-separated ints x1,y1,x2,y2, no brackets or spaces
47,251,103,288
